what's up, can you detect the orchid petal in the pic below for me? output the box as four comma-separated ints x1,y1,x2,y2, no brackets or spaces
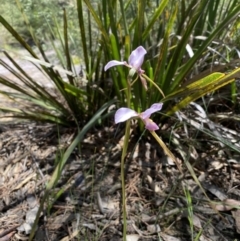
104,60,126,71
114,108,138,124
141,103,163,120
128,46,147,70
144,119,159,131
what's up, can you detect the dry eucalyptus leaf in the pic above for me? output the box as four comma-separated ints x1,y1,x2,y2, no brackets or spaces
147,224,161,233
82,223,97,231
97,192,119,214
199,234,214,241
161,233,182,241
126,234,140,241
232,209,240,234
49,213,75,230
26,194,38,208
192,214,202,229
209,160,224,170
182,212,202,229
0,231,15,241
232,163,240,170
17,206,39,234
214,199,240,211
203,183,227,201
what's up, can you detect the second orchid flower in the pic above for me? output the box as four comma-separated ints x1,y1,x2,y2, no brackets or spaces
115,103,163,131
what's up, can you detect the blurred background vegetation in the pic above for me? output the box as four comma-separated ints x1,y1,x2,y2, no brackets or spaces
1,0,75,45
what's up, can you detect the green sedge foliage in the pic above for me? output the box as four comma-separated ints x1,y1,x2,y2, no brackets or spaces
80,0,240,113
27,100,114,241
0,0,240,126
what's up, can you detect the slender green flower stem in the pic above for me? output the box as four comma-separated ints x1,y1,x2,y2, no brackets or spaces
121,119,130,240
120,71,164,240
121,75,132,241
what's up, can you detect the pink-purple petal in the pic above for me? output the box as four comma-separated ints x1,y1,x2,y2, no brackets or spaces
141,103,163,120
104,60,126,71
128,46,147,70
139,75,148,90
144,119,159,131
114,108,138,124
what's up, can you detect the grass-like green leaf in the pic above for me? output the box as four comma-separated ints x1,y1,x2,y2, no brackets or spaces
165,66,240,115
28,99,116,240
169,3,240,93
142,0,169,41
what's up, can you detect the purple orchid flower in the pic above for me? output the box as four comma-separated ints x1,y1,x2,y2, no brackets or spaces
115,103,163,131
104,46,147,75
